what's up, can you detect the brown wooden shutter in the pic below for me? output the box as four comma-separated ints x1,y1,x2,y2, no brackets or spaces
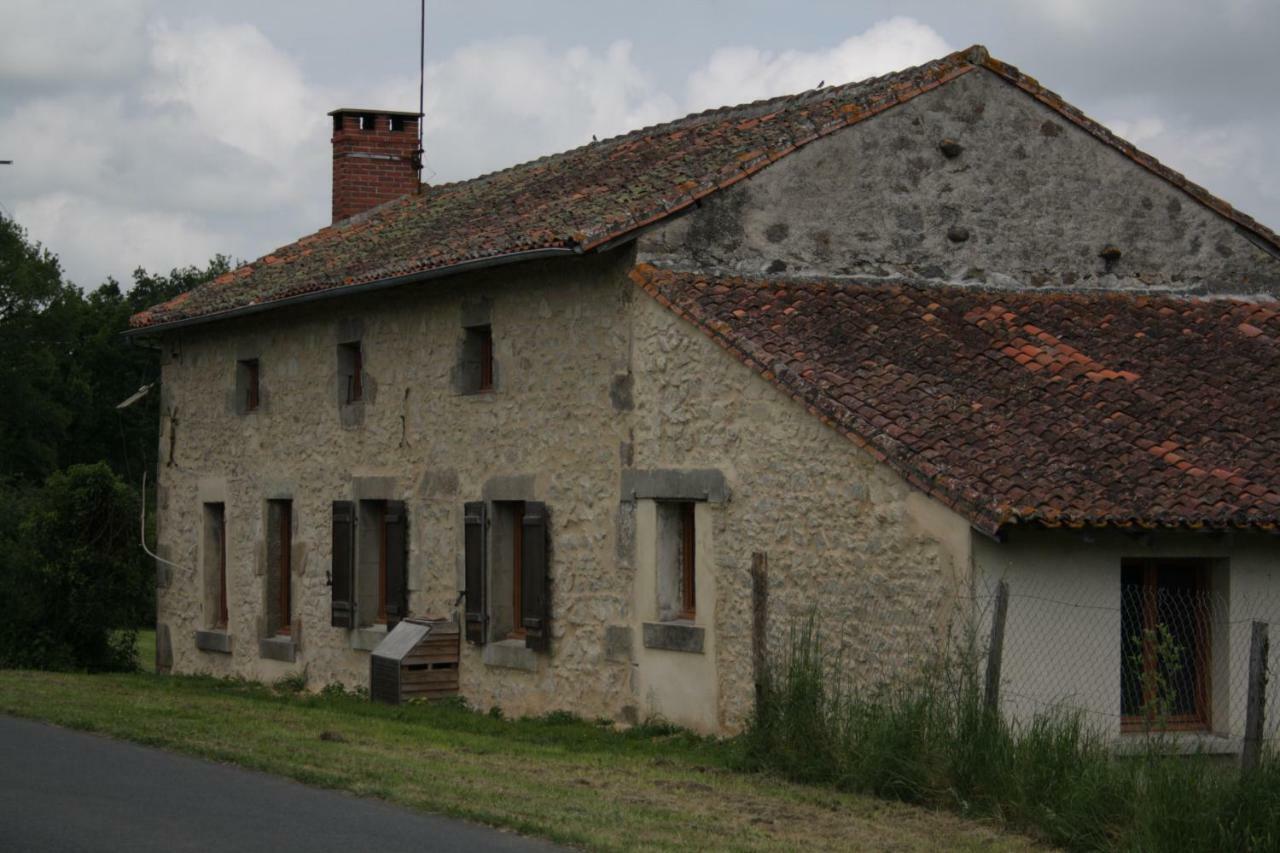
331,501,355,628
463,501,487,644
384,501,408,630
521,502,551,652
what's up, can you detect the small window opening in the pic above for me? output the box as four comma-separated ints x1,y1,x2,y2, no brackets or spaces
356,500,389,627
338,341,363,404
679,502,696,618
358,113,376,131
389,115,405,132
267,500,292,636
204,503,228,630
656,501,696,621
478,326,494,391
1120,559,1213,732
332,114,343,134
238,358,260,412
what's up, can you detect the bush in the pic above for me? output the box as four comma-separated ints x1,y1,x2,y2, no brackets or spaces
740,611,1280,852
0,463,150,671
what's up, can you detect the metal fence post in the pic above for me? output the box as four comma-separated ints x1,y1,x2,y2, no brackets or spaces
984,580,1009,715
751,552,769,709
1243,620,1269,774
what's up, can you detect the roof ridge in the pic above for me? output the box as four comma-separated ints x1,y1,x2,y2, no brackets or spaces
418,47,979,197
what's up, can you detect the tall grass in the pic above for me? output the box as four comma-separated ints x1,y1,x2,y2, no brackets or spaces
739,613,1280,851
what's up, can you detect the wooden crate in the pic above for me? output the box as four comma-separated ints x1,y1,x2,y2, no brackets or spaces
369,618,460,705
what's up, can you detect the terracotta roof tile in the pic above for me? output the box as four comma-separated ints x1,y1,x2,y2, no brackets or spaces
631,263,1280,535
129,46,1280,331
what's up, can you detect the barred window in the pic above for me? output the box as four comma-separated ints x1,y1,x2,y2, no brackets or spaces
1120,559,1212,731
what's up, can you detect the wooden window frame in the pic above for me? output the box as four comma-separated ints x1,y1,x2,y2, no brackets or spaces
1120,559,1212,733
274,501,292,635
341,341,363,404
679,502,696,619
215,505,228,630
242,359,260,412
375,501,388,624
478,326,494,392
509,500,526,639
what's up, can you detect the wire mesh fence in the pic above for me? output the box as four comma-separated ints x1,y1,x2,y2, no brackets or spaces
783,567,1279,760
971,569,1280,754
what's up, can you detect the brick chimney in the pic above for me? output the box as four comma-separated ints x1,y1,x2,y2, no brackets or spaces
329,108,422,223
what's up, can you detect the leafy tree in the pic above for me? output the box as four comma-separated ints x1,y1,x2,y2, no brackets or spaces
0,463,149,671
0,217,74,480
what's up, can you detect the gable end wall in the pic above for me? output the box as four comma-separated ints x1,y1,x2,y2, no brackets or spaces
640,69,1279,296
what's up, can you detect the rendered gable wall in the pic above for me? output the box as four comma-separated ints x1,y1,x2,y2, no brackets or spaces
640,69,1279,296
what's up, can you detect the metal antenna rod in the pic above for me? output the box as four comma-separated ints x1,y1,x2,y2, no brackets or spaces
416,0,425,185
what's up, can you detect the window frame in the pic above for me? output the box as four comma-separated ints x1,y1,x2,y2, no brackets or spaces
478,326,494,392
509,500,525,639
212,503,228,629
269,500,292,636
1120,558,1213,733
243,358,260,412
678,501,696,620
339,341,363,405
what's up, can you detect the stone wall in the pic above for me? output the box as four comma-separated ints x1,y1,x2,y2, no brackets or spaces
639,69,1280,296
626,293,972,730
155,248,638,717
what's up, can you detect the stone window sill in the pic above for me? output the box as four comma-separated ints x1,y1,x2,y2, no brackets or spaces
1114,731,1238,756
350,625,387,652
482,638,537,672
194,629,233,655
259,636,297,663
642,620,704,654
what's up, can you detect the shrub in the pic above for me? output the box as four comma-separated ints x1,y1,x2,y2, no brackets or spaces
0,463,150,671
740,611,1280,852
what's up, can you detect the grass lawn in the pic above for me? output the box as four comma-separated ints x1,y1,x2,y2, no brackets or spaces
0,666,1041,851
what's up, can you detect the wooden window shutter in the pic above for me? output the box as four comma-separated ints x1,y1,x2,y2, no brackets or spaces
521,502,551,652
384,501,409,630
330,501,356,628
463,501,487,644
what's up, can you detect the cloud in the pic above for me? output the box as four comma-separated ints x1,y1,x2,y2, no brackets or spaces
406,37,678,183
0,0,151,86
685,17,951,112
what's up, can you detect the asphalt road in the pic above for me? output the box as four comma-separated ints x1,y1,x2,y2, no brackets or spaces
0,715,563,852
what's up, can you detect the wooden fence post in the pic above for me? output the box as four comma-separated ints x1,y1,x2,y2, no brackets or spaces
751,552,769,708
1243,620,1269,774
984,580,1009,715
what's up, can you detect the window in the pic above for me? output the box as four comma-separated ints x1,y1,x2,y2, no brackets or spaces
266,500,292,636
237,358,260,413
330,500,407,632
338,341,363,404
203,503,228,629
656,502,696,621
458,325,494,393
462,501,551,651
1121,559,1212,731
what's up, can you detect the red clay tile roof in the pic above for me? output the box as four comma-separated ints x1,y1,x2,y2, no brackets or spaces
128,45,1280,331
631,263,1280,534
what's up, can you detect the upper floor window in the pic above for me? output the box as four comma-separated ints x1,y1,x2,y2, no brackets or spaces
236,358,260,413
338,341,363,404
458,324,494,394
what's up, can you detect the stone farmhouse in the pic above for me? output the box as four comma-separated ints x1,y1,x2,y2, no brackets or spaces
129,46,1280,737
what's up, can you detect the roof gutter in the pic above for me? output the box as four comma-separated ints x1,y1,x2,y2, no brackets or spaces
123,246,581,337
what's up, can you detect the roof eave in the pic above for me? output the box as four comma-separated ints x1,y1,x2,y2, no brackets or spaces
123,246,581,337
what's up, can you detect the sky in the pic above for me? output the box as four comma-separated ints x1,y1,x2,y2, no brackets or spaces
1,0,1276,289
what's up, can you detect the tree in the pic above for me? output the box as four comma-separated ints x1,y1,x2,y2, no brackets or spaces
0,216,74,480
0,463,149,671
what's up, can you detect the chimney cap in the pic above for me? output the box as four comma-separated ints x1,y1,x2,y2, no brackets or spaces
328,107,423,118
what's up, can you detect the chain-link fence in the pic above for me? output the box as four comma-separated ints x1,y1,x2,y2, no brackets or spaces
971,570,1280,758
